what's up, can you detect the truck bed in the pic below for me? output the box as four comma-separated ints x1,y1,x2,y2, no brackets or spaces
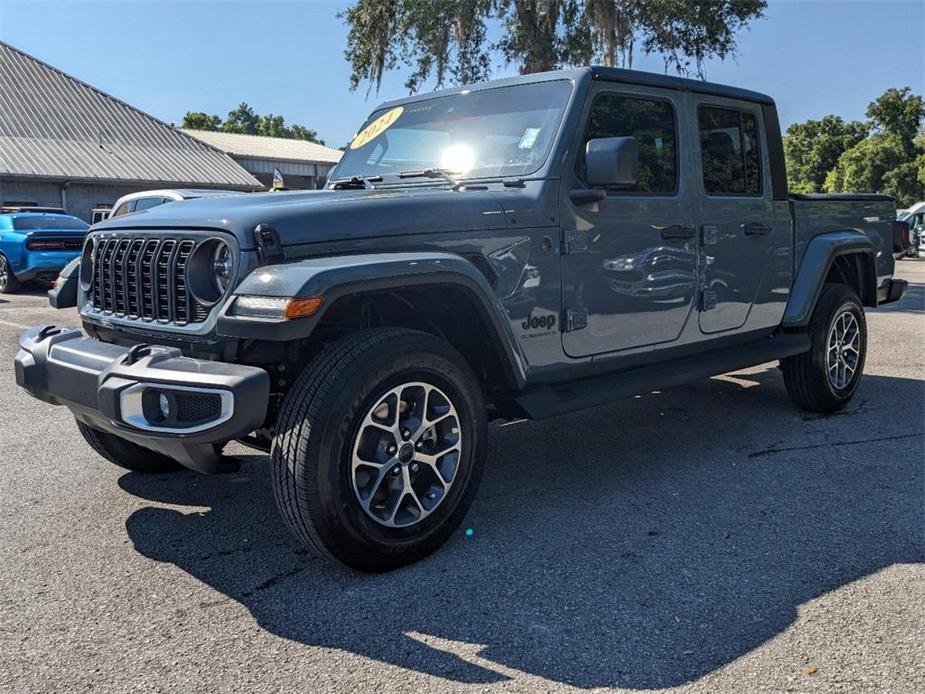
789,193,897,296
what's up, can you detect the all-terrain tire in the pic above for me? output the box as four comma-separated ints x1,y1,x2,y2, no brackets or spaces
75,419,183,473
271,327,486,572
781,283,867,413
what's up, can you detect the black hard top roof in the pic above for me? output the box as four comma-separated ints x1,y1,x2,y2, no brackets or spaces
377,66,775,110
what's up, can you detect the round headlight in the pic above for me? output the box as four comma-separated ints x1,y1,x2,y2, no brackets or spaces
212,242,233,293
189,238,234,305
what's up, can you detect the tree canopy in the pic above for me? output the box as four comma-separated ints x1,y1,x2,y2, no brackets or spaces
181,103,325,145
783,116,868,194
785,87,925,207
342,0,767,94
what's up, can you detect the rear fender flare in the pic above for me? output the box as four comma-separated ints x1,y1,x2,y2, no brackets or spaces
782,230,877,328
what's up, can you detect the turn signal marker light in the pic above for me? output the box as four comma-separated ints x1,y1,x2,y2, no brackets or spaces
284,295,324,319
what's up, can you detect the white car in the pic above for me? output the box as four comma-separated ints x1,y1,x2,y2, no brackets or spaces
897,202,925,258
104,188,244,221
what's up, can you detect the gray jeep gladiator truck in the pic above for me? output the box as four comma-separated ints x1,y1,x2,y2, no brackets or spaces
15,67,908,571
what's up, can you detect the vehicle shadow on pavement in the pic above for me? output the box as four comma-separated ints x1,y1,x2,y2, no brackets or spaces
120,366,924,689
0,286,49,304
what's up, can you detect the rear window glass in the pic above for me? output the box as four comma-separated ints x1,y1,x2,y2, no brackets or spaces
12,216,88,231
698,106,761,195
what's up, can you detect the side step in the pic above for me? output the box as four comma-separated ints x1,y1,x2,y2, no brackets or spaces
497,332,810,420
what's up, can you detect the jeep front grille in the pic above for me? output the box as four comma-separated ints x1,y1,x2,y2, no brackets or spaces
88,236,210,325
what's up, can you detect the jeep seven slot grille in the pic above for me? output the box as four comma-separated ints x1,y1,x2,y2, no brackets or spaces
89,237,207,325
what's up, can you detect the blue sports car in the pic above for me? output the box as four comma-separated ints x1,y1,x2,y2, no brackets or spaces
0,212,89,293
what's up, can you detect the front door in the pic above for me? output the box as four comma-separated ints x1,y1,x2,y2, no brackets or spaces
561,87,698,358
693,101,776,334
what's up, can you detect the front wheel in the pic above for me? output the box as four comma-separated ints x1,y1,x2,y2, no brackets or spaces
781,283,867,413
271,328,486,572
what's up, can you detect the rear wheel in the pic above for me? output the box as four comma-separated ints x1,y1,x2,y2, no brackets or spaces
271,328,486,572
781,283,867,413
75,419,183,473
0,255,20,294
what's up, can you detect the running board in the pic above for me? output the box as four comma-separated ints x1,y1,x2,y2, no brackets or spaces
496,333,810,420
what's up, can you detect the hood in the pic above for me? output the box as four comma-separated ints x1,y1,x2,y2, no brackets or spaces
92,187,509,249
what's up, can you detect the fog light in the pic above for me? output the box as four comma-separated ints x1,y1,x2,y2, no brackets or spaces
158,392,171,420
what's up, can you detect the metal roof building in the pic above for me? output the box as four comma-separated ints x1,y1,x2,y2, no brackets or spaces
0,41,260,221
180,129,342,190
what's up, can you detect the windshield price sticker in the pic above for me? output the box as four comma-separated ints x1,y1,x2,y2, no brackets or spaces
350,106,404,149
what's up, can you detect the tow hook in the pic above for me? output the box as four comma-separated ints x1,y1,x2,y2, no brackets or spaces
123,343,153,365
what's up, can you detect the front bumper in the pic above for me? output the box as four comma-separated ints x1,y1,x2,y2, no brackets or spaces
14,326,269,473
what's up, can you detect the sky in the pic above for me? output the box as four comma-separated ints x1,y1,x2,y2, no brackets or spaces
0,0,922,148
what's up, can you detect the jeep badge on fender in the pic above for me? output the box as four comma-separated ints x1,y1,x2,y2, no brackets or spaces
522,313,557,331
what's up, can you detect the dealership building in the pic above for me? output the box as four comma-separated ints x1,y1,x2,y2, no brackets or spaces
0,41,339,222
181,129,342,190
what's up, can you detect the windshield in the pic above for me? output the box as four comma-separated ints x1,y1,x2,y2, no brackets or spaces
334,80,573,182
13,215,88,231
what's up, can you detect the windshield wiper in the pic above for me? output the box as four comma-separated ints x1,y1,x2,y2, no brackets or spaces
330,175,382,190
398,168,464,191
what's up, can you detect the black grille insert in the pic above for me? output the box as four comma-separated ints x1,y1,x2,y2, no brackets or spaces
88,236,208,325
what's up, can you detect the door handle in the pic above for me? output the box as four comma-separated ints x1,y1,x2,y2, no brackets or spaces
659,224,697,241
742,222,773,236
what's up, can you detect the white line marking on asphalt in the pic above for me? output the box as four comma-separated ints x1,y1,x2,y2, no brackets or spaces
0,318,30,330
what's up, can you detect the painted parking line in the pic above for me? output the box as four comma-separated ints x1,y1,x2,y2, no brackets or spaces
0,318,30,330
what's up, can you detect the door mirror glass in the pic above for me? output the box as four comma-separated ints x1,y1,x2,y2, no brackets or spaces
585,136,638,188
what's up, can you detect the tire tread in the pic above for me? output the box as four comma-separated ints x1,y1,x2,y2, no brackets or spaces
781,283,865,413
271,328,429,565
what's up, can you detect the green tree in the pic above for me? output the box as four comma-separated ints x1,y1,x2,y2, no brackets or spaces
256,114,289,138
290,124,325,145
182,103,326,145
823,87,925,206
783,116,867,194
222,103,260,135
866,87,924,150
181,111,222,131
343,0,767,94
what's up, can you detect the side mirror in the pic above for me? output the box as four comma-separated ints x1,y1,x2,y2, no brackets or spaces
586,136,638,189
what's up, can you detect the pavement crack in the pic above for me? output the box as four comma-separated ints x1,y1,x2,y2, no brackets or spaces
749,432,924,458
800,399,868,421
241,562,308,596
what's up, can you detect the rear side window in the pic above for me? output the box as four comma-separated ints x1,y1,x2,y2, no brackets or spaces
579,94,678,194
698,106,761,195
133,197,167,212
111,201,134,217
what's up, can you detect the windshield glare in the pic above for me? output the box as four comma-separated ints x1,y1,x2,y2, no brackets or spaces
335,80,572,182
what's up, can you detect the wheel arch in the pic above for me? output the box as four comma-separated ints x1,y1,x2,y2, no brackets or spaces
782,231,878,328
217,252,527,390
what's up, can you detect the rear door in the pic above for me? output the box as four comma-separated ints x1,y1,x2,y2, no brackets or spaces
560,85,698,358
693,100,776,334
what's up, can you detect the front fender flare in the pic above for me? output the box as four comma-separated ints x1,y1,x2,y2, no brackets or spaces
782,230,876,328
217,252,527,388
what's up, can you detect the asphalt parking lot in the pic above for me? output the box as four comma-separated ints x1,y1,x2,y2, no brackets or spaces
0,263,922,694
